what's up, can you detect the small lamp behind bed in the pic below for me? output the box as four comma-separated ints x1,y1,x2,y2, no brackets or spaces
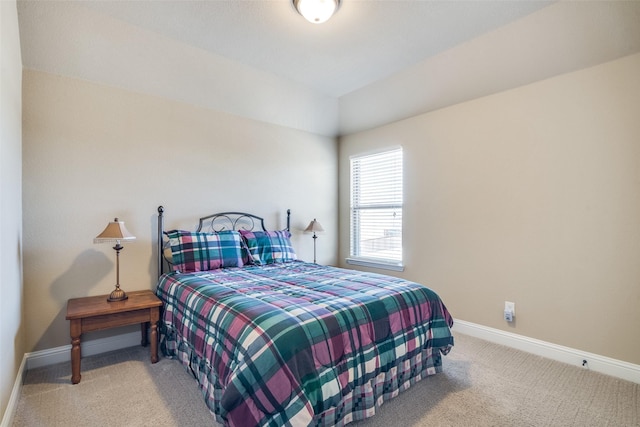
304,218,324,264
94,218,136,302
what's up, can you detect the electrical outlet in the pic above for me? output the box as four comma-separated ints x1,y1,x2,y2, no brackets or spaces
504,301,515,322
505,301,515,315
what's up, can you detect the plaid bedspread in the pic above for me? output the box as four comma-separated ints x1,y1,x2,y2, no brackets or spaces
156,261,454,427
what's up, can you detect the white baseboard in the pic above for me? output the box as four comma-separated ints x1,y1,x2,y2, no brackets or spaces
0,354,27,427
452,318,640,384
26,331,141,370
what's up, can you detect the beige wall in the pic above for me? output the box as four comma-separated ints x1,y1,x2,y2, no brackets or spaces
0,0,24,420
22,69,338,352
339,53,640,365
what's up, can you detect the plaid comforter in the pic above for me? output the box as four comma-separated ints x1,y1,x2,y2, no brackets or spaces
156,261,454,427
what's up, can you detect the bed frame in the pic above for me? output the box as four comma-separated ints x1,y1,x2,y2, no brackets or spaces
156,206,290,277
154,206,453,427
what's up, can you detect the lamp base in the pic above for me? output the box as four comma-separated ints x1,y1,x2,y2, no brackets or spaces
107,287,128,302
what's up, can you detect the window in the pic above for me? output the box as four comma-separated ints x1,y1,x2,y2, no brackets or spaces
348,147,403,271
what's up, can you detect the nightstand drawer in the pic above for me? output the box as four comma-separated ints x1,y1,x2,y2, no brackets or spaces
81,308,153,333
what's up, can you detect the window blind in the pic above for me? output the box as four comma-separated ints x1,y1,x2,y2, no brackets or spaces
350,148,403,264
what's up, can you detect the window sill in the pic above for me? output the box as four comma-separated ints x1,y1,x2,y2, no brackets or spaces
345,258,405,272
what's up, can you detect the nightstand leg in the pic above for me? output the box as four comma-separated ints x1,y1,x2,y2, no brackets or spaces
141,322,148,347
70,319,82,384
150,307,159,363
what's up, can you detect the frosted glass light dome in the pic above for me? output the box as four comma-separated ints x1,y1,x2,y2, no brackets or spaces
293,0,340,24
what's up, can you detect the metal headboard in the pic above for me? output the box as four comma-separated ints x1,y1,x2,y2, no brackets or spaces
196,212,267,234
157,206,291,277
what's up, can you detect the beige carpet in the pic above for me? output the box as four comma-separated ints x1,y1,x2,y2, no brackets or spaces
12,333,639,426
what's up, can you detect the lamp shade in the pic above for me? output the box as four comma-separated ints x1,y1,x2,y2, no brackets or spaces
293,0,340,24
94,218,136,243
304,219,324,234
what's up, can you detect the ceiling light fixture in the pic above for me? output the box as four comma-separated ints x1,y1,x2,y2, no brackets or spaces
293,0,340,24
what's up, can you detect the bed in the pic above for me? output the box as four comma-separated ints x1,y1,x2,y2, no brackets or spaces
154,206,454,427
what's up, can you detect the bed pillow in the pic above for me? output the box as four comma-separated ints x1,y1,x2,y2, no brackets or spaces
165,230,244,273
239,230,297,265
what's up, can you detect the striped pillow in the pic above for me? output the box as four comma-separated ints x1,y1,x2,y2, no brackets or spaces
239,230,297,265
165,230,244,273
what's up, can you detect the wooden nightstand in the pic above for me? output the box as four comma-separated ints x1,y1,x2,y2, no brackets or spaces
65,289,162,384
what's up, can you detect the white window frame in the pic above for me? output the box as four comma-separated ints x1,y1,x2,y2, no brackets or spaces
347,147,404,272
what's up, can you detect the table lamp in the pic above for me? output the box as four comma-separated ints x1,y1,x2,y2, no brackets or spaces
94,218,136,302
304,218,324,263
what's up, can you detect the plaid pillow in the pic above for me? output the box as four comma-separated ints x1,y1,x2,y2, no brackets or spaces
239,230,297,265
165,230,244,273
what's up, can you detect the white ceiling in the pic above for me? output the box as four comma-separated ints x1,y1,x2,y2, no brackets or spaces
70,0,554,98
16,0,640,137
